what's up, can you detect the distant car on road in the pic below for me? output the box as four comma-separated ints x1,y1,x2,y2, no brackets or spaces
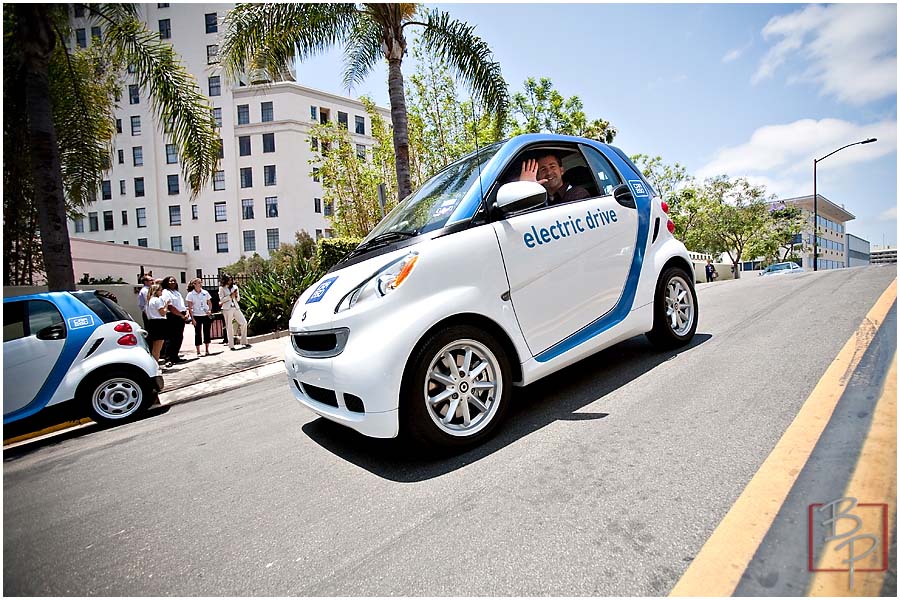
759,262,805,276
284,133,698,449
3,290,163,426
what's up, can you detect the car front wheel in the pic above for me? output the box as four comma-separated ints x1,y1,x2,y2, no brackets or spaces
80,369,153,425
402,325,511,449
646,266,698,349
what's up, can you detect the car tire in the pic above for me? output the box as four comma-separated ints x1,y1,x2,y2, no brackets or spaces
401,325,512,449
645,266,698,349
79,368,154,425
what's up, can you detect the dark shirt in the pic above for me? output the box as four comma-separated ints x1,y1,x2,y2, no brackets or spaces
705,264,716,276
547,184,590,206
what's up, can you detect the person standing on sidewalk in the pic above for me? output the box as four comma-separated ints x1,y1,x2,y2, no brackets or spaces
137,275,153,328
705,260,717,283
145,283,169,363
161,276,190,366
218,274,251,351
186,278,213,357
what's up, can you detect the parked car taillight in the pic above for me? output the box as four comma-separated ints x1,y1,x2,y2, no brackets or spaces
117,334,138,346
661,201,669,214
667,219,675,234
114,322,133,333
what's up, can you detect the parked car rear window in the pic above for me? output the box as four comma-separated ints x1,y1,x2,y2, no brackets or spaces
72,291,134,323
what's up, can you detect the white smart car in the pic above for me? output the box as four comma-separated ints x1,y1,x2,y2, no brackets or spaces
285,134,698,448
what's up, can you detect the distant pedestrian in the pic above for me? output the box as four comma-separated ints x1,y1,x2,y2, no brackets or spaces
137,274,153,327
218,274,250,350
161,276,190,366
145,284,168,363
186,278,213,356
705,260,717,283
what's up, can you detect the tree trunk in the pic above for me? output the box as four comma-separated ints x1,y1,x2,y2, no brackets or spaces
20,5,75,291
387,57,412,202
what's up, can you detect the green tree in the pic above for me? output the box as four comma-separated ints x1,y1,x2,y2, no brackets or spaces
509,77,616,143
221,2,508,202
746,205,808,266
629,154,707,248
5,3,220,290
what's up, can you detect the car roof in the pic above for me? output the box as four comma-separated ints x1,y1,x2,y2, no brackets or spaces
2,291,78,304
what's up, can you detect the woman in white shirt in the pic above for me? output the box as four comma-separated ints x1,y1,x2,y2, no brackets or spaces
161,276,190,366
145,284,169,362
218,274,250,350
186,278,213,356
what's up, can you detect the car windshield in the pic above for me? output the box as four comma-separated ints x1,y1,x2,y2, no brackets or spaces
361,142,504,244
771,263,790,271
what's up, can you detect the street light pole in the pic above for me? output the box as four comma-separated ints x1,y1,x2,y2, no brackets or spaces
812,138,877,271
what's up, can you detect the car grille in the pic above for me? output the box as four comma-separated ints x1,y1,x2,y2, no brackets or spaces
291,328,350,358
300,382,338,407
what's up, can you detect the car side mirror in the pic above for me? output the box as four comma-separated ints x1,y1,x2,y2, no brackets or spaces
495,181,547,214
36,323,66,341
612,184,636,209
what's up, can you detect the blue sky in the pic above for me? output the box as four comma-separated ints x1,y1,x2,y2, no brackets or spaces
292,2,897,248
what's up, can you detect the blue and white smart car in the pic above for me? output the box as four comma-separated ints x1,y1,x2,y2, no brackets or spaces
3,290,163,426
285,134,698,448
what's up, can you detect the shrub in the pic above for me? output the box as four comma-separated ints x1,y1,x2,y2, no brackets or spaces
241,253,321,335
317,237,361,273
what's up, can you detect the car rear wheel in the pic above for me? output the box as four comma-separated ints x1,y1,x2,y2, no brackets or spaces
402,325,511,449
646,266,698,349
80,369,153,425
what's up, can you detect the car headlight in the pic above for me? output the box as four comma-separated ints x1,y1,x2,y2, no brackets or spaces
335,252,419,313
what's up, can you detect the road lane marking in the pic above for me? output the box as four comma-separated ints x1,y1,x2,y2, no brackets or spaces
670,278,896,597
807,352,896,596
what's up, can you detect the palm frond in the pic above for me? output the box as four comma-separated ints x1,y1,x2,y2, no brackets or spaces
221,3,359,84
416,9,508,137
342,16,382,90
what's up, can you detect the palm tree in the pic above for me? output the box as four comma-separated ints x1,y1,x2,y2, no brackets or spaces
6,4,220,290
220,3,508,202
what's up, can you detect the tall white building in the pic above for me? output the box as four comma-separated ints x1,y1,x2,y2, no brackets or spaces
768,195,854,270
68,3,389,279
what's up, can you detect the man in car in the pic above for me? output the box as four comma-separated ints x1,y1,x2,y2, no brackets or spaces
519,151,590,205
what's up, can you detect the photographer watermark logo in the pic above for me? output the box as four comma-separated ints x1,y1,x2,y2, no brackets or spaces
808,497,888,589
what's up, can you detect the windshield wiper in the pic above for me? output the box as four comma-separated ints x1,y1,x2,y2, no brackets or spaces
344,230,417,260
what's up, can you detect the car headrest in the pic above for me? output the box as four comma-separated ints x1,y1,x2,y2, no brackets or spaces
563,165,592,187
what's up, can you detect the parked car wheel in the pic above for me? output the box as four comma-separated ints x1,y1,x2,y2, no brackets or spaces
646,266,698,349
80,369,153,425
403,325,511,448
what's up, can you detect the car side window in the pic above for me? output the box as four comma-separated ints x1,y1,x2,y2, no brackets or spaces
3,301,26,342
581,146,623,197
28,300,65,338
494,146,601,213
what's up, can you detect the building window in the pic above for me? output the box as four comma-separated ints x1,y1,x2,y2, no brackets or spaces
128,84,140,105
213,170,225,190
167,174,179,195
132,146,143,166
191,204,198,220
101,180,112,200
76,28,87,48
157,3,169,8
116,119,122,134
312,167,320,182
206,44,218,65
240,167,253,188
211,107,222,127
119,180,126,195
193,235,200,251
214,202,227,222
165,143,178,164
310,137,318,151
338,111,348,129
134,177,145,197
130,116,141,135
355,115,365,135
243,230,256,252
324,201,333,217
310,105,317,120
241,199,254,220
262,133,275,153
159,18,171,39
74,217,85,233
136,208,147,228
217,138,224,159
170,236,182,252
315,229,323,240
314,198,321,213
169,205,181,226
117,149,124,164
91,26,101,41
88,212,99,232
121,210,128,225
261,101,273,122
265,196,278,218
264,165,276,186
267,228,280,250
205,12,218,34
237,104,249,125
216,233,228,253
319,107,330,124
239,136,251,156
103,210,114,230
208,76,221,97
138,238,148,247
356,144,365,160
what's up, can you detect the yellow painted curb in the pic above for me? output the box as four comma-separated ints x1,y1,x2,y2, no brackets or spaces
670,279,897,597
3,417,93,447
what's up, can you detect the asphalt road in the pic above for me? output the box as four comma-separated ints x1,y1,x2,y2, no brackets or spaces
3,265,896,596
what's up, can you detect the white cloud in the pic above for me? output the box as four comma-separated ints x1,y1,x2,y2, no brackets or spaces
879,207,897,222
722,48,742,63
753,4,897,105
